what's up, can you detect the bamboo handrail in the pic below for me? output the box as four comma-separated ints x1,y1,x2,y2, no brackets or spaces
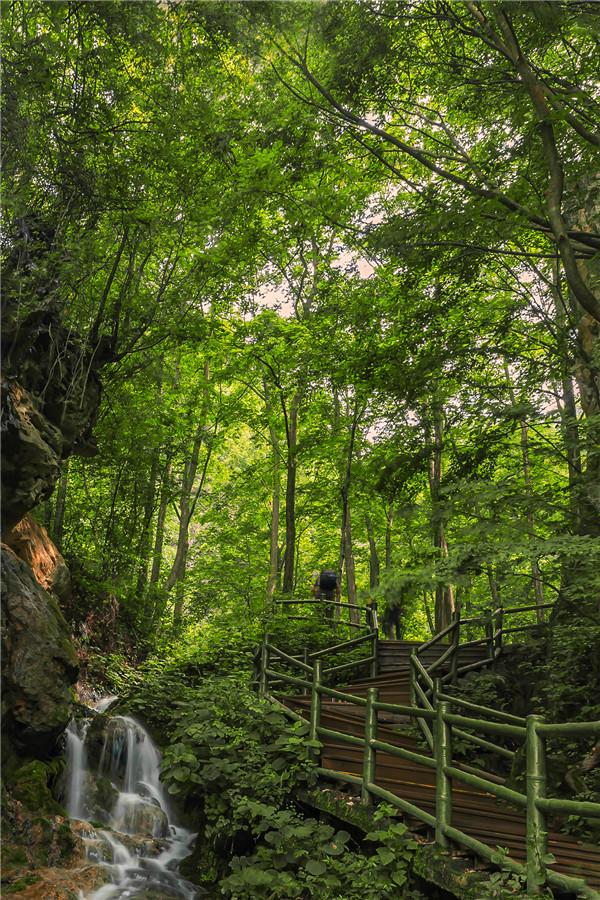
309,631,374,658
258,628,600,898
266,643,313,673
436,691,526,725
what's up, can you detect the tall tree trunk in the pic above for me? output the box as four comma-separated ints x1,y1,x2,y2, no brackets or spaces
282,386,302,594
385,504,393,570
426,396,454,632
423,591,435,635
343,505,360,624
150,457,172,588
365,512,380,590
165,360,211,627
134,450,158,604
52,458,69,551
265,382,282,604
505,366,545,622
519,418,545,622
338,398,361,622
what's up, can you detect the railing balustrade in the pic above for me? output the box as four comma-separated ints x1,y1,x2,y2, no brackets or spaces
256,630,600,898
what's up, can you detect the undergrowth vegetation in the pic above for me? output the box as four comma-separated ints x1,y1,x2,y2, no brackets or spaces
117,665,424,897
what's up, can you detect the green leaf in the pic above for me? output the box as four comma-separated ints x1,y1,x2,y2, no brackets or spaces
305,859,327,876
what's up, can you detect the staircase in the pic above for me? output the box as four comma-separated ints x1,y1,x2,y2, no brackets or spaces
258,635,600,896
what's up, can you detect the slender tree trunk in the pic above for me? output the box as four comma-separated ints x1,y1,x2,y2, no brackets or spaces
173,543,189,631
150,458,172,588
385,504,393,570
519,418,545,622
165,360,211,628
282,387,302,594
343,505,360,624
135,450,158,603
505,366,545,622
265,383,281,604
426,396,454,632
423,591,435,635
365,512,380,590
338,398,361,622
52,458,69,551
102,462,126,576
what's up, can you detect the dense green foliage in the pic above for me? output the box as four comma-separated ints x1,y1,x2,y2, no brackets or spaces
2,4,599,896
119,668,422,897
4,0,599,654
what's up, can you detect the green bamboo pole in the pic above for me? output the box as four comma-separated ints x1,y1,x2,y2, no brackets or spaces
451,604,460,685
309,659,323,764
435,679,452,849
526,715,548,894
361,686,378,805
409,651,417,709
435,691,526,725
484,609,494,660
494,606,504,653
259,633,270,698
371,628,379,678
303,648,310,695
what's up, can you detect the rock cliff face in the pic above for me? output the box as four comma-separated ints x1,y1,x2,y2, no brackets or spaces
1,306,104,537
1,305,106,760
1,545,79,759
4,513,71,605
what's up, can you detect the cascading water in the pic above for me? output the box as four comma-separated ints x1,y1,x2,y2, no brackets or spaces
65,706,201,900
65,718,90,820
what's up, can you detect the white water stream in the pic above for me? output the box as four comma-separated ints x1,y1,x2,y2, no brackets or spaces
65,707,201,899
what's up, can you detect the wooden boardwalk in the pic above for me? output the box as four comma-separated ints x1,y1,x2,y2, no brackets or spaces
282,641,600,891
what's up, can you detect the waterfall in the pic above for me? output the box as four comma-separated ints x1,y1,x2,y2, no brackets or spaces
65,718,89,819
65,709,201,900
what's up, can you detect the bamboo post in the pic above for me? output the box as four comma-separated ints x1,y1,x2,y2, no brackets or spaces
526,715,548,894
361,686,378,805
484,609,494,661
309,659,323,764
409,650,417,709
371,627,379,678
303,648,310,696
434,678,452,849
494,606,504,654
451,603,461,685
259,633,270,698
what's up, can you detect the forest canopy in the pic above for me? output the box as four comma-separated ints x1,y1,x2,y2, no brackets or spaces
2,0,599,661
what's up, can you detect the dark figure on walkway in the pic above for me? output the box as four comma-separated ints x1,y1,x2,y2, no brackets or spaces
381,603,402,640
313,568,341,622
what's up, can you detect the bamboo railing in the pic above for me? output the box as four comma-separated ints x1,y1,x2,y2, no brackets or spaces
255,622,600,898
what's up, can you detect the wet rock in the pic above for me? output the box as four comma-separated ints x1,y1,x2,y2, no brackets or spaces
1,861,109,900
1,546,79,759
3,514,71,605
112,797,170,838
1,776,86,895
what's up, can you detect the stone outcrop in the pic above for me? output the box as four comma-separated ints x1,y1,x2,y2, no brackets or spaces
1,305,106,537
1,545,79,759
4,513,71,606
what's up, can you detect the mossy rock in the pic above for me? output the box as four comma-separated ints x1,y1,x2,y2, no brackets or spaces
2,875,42,894
8,760,65,816
57,821,77,857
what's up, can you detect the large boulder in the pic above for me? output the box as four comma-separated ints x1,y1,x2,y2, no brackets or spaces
1,545,79,759
4,513,71,606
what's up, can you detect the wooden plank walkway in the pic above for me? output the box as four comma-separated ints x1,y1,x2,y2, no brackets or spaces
376,639,489,675
280,642,600,890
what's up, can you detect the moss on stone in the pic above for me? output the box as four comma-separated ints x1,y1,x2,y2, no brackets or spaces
8,760,64,816
57,822,77,857
2,875,42,893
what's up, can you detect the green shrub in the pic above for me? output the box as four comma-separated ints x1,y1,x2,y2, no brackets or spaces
222,804,420,899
